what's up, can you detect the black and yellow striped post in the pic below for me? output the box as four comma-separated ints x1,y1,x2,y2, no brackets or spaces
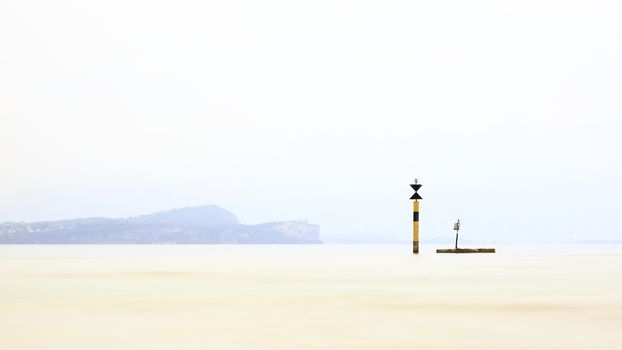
410,179,422,254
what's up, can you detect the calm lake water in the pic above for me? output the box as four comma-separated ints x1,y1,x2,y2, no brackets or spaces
1,244,621,349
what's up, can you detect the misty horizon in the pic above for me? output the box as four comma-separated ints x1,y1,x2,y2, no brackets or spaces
1,203,619,244
2,1,621,244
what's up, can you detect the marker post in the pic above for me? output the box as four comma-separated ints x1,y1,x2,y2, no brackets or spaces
410,179,422,254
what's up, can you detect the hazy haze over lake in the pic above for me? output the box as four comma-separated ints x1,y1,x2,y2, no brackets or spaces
2,0,622,243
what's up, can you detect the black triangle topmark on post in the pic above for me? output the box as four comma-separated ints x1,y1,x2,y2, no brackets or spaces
410,192,422,200
410,181,422,200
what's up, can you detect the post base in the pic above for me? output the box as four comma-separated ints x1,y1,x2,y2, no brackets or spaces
413,241,419,254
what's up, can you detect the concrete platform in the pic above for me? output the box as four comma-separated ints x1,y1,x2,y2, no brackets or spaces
436,248,496,254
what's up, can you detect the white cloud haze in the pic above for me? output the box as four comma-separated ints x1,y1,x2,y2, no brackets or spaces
1,0,621,242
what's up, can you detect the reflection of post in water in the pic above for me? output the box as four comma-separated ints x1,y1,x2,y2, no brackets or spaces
454,219,460,249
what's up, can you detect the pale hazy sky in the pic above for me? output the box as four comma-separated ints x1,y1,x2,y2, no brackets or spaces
1,0,621,242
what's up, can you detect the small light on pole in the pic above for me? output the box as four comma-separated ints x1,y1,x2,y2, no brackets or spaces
453,219,461,249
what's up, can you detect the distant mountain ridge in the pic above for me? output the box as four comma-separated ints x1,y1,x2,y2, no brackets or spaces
0,205,322,244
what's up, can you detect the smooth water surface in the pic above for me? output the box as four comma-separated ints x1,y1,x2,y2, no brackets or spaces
1,244,621,349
